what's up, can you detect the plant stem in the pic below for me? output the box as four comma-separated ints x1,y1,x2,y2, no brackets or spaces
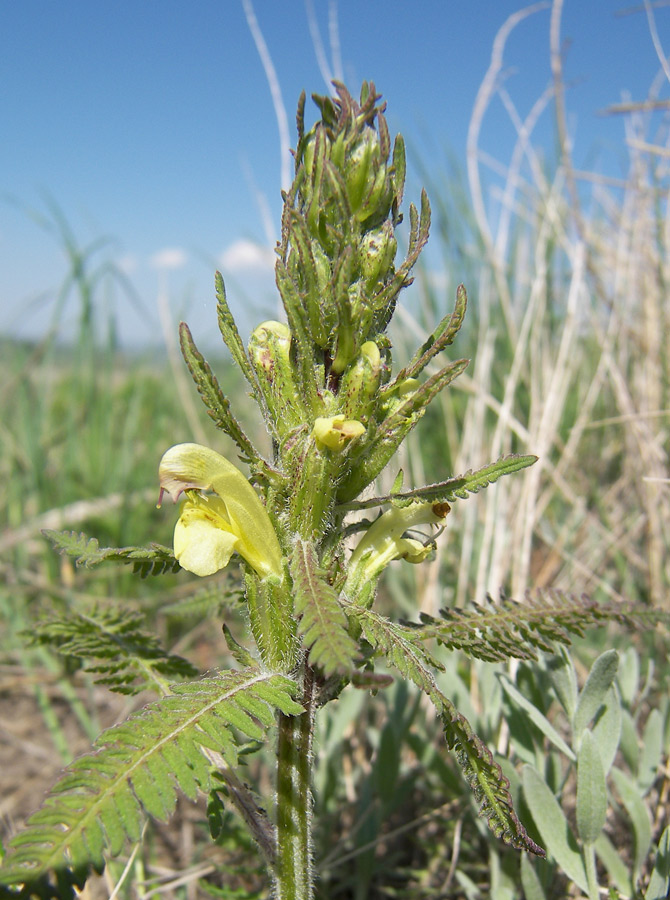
274,665,315,900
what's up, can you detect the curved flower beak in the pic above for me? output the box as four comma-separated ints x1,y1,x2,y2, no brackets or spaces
158,443,283,579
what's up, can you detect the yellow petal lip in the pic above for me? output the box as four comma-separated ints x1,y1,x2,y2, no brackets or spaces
174,506,239,576
158,443,283,579
397,538,433,564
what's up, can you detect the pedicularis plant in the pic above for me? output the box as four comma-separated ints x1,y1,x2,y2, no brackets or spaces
4,83,655,900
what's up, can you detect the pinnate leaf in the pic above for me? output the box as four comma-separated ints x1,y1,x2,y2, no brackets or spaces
348,605,544,855
43,530,180,577
291,538,358,676
340,454,538,511
27,607,198,695
0,669,302,898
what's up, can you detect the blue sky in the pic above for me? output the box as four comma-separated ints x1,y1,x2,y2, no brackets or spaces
1,1,668,349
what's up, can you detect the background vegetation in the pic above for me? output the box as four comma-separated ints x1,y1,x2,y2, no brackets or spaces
1,7,669,899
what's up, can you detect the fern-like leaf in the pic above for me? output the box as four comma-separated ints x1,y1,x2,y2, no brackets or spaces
339,454,538,511
290,538,359,676
0,669,302,899
162,581,244,620
27,608,199,695
406,590,670,663
347,605,544,856
43,530,180,577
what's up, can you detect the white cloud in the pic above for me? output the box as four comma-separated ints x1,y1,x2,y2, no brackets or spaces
116,253,138,276
219,238,275,273
150,247,188,270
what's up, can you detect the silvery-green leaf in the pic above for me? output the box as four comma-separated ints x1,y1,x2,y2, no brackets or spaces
610,766,652,877
638,708,663,795
590,684,621,774
522,765,587,892
576,730,607,844
594,832,635,896
617,646,640,708
520,853,548,900
546,647,578,721
619,708,639,772
499,674,575,761
573,649,619,740
645,825,670,899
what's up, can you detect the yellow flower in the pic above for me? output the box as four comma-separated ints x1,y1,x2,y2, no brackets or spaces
158,443,282,578
346,501,450,591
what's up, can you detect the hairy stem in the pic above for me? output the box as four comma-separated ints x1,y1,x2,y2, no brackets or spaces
274,666,315,900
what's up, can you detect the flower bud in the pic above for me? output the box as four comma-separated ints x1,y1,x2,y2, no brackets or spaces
358,163,393,225
312,415,366,452
312,242,334,308
248,321,303,433
339,341,382,422
344,128,376,213
301,129,317,178
380,376,420,417
359,222,397,290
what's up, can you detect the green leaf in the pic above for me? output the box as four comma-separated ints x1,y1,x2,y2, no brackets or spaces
43,530,180,577
546,647,578,721
348,605,543,855
0,669,302,898
404,591,616,664
590,685,621,774
340,454,538,510
179,321,259,463
638,708,663,794
338,359,470,502
370,189,431,326
274,259,320,407
610,766,652,877
391,132,406,217
498,674,575,761
522,764,587,892
26,607,198,695
290,539,359,676
593,832,634,896
617,646,640,708
519,853,548,900
215,271,259,389
573,649,619,740
645,824,670,899
399,282,468,380
288,208,329,346
576,731,607,844
223,624,258,670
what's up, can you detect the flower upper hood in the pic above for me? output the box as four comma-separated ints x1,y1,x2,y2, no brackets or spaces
158,443,282,579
